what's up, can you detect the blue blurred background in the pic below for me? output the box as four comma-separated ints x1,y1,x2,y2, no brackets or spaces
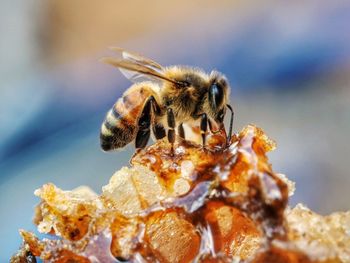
1,1,350,260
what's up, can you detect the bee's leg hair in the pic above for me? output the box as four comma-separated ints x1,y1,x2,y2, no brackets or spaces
135,97,153,149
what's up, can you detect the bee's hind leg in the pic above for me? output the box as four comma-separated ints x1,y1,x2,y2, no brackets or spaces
135,97,153,149
136,95,167,149
178,123,185,140
153,123,166,140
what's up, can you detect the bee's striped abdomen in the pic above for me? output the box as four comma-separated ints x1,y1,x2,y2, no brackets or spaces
100,84,156,151
100,104,136,151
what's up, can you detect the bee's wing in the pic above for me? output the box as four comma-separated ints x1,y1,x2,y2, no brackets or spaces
110,47,163,70
101,48,182,86
101,57,163,83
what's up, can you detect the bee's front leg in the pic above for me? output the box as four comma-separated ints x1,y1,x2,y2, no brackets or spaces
226,104,234,143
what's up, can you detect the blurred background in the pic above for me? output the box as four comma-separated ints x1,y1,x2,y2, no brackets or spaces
1,0,350,260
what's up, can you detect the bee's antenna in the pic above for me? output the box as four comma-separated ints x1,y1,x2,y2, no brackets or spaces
226,104,234,143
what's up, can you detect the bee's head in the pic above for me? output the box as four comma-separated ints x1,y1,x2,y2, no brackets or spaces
206,71,230,125
162,67,230,125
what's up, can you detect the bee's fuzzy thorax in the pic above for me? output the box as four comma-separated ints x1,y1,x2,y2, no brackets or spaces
164,66,211,83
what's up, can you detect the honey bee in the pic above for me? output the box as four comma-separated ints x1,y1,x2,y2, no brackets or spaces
100,47,234,151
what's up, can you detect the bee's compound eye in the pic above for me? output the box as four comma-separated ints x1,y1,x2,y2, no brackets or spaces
209,83,224,110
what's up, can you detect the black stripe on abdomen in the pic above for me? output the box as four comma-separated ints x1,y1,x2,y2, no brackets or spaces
100,119,136,151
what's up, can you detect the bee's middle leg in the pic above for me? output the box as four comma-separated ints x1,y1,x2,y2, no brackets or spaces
200,113,208,147
149,96,166,140
167,108,176,148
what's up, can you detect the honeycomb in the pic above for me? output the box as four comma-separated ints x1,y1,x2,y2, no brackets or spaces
11,125,350,263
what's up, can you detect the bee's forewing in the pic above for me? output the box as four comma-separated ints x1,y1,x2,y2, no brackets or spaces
118,67,152,83
101,56,179,86
101,57,162,82
101,48,184,85
109,47,163,70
